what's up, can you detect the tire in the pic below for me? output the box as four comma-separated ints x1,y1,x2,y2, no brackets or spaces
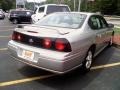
81,49,93,73
12,19,18,24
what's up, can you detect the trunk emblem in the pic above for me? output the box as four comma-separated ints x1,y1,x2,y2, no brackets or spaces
29,39,34,43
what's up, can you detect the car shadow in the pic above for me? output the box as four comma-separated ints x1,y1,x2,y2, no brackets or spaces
19,46,117,90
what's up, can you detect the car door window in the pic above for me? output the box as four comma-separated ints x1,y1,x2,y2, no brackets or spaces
38,7,45,13
99,16,108,28
88,16,102,30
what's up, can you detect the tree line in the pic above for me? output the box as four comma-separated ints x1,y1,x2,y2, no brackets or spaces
0,0,15,11
46,0,120,15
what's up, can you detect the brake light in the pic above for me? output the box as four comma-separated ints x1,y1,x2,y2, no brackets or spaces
55,39,71,52
12,31,17,40
17,34,22,41
55,39,65,51
43,38,52,48
11,31,71,52
12,31,22,41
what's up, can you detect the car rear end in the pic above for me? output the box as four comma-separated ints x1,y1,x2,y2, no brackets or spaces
8,27,83,74
18,10,33,22
9,10,33,23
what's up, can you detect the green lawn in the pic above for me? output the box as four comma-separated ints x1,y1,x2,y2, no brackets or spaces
114,28,120,35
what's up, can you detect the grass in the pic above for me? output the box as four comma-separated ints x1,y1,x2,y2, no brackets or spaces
114,28,120,35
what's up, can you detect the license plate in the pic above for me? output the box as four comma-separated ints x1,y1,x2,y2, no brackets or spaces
22,50,34,60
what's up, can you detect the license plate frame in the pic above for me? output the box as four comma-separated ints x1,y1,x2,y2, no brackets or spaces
22,50,34,61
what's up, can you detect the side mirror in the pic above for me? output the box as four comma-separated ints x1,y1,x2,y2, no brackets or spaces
108,23,114,28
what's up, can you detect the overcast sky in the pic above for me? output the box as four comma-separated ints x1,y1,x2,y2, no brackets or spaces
26,0,46,3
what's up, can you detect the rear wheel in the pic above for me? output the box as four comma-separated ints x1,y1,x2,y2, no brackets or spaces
81,49,93,73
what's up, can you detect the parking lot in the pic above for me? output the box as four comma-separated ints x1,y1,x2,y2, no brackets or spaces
0,18,120,90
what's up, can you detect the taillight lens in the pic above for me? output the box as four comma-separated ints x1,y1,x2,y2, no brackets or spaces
55,39,65,51
12,31,17,40
17,34,22,41
55,38,71,52
43,38,52,48
12,31,22,41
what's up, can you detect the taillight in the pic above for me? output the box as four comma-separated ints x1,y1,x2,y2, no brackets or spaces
17,34,22,41
12,31,23,41
11,31,71,52
43,38,71,52
43,38,52,49
55,39,65,51
55,38,71,52
12,31,17,40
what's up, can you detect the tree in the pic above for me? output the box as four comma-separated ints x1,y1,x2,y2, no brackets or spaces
46,0,120,15
0,0,15,11
115,0,120,15
99,0,117,15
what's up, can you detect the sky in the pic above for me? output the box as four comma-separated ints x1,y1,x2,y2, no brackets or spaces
26,0,46,3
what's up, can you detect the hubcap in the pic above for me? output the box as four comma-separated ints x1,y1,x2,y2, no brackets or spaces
85,51,92,69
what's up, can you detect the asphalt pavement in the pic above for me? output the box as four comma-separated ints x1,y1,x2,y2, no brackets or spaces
0,18,120,90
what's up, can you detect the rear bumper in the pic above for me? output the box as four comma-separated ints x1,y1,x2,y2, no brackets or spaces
8,40,84,74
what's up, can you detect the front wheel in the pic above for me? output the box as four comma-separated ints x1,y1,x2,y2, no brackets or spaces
81,49,93,73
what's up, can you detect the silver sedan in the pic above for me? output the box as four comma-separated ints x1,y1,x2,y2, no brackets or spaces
8,12,114,74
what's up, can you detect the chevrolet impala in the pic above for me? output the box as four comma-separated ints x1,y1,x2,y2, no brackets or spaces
8,12,114,74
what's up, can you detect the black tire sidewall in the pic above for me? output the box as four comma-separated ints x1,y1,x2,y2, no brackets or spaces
82,49,93,73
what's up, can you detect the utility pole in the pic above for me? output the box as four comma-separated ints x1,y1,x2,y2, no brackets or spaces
23,0,25,9
74,0,76,11
33,0,36,10
78,0,81,12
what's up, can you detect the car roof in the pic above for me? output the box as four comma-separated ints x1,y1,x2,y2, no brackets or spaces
38,4,69,7
52,12,101,16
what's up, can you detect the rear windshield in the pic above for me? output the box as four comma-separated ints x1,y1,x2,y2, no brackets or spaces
46,6,70,14
38,7,45,13
35,13,87,29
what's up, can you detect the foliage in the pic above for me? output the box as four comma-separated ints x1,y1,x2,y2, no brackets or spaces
114,28,120,35
0,0,15,11
46,0,120,15
0,0,120,15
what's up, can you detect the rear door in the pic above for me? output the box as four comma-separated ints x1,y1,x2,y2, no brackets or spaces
98,16,112,46
88,15,107,52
